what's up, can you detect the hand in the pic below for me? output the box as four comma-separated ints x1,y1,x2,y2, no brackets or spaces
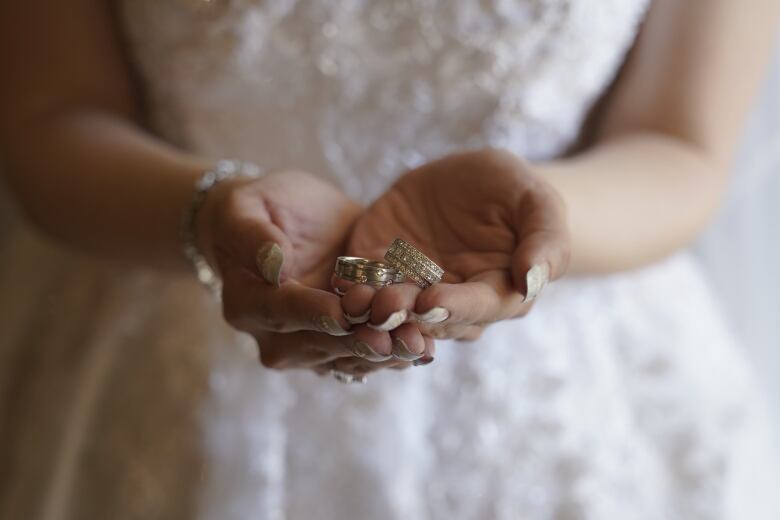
342,148,571,340
197,170,380,370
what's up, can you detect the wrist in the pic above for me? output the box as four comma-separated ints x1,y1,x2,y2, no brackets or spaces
181,160,264,293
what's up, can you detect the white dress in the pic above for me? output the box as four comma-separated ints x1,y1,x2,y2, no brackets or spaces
1,0,779,519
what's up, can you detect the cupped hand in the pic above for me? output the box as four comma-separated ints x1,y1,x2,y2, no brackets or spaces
196,170,357,336
196,169,410,371
342,148,571,340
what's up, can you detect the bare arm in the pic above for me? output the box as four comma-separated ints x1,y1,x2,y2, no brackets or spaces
0,0,417,367
0,0,208,270
542,0,780,274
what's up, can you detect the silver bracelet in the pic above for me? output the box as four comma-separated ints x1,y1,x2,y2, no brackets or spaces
181,159,263,296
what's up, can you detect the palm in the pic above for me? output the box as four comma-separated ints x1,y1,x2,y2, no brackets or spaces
348,150,562,286
257,171,362,287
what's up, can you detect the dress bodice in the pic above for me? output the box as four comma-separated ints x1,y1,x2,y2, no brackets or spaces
119,0,648,202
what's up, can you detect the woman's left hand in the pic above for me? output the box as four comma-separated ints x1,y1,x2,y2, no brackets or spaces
340,148,571,341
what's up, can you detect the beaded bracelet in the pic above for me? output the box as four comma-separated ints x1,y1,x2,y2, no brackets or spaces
181,160,263,296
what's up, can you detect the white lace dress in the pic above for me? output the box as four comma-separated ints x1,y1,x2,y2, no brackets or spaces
1,0,779,519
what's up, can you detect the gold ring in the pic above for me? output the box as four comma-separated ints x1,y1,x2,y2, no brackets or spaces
383,238,444,289
334,256,405,287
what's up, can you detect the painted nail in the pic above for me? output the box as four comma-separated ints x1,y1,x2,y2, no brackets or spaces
256,243,284,287
412,307,450,324
350,341,392,362
318,316,351,336
413,356,434,367
368,309,408,331
391,338,423,361
345,310,371,325
523,263,550,303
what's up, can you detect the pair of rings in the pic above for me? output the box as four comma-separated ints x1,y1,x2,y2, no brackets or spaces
329,239,444,385
333,238,444,290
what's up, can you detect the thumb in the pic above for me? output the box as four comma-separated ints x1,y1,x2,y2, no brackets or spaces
255,236,292,287
214,204,295,287
510,192,570,302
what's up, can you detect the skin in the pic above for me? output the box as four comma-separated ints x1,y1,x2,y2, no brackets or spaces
0,1,777,376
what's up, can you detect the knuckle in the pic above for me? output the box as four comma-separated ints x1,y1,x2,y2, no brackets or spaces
222,293,288,333
461,327,485,342
416,285,444,310
254,300,289,332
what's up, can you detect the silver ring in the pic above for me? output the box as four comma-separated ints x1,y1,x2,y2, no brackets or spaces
334,256,405,287
330,368,367,384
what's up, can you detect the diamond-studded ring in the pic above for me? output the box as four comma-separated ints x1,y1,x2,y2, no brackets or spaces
383,238,444,290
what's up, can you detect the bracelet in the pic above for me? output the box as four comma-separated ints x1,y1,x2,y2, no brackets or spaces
181,159,263,296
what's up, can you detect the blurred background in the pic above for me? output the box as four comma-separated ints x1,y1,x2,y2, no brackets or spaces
696,37,780,445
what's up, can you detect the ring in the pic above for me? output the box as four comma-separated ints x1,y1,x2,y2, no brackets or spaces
334,256,405,287
329,367,367,384
383,238,444,289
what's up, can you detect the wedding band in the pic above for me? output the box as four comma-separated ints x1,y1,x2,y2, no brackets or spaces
384,238,444,289
334,256,405,287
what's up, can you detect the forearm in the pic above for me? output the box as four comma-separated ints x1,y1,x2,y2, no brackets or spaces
540,132,727,275
1,109,209,270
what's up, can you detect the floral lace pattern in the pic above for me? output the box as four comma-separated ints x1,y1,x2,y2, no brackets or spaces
121,0,646,202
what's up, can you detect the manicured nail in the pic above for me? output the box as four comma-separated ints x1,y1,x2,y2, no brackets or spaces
345,310,370,325
523,263,550,303
391,338,423,361
413,356,434,367
350,341,392,362
318,316,351,336
368,309,408,331
412,307,450,324
256,243,284,287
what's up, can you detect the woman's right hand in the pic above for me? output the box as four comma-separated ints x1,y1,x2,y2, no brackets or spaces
196,169,358,334
194,168,408,370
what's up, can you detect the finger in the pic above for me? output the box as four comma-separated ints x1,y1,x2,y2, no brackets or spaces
510,187,570,302
414,272,527,328
214,191,295,286
256,331,355,370
349,324,394,361
422,322,484,341
388,323,425,361
412,335,436,366
455,325,485,342
367,283,421,331
339,283,377,324
223,265,352,335
330,274,359,296
329,356,404,376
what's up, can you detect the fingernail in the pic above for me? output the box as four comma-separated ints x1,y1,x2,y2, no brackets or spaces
413,356,434,367
256,243,284,287
368,309,408,331
345,310,370,325
318,316,352,336
412,307,450,324
391,338,423,361
350,341,392,362
523,263,550,303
